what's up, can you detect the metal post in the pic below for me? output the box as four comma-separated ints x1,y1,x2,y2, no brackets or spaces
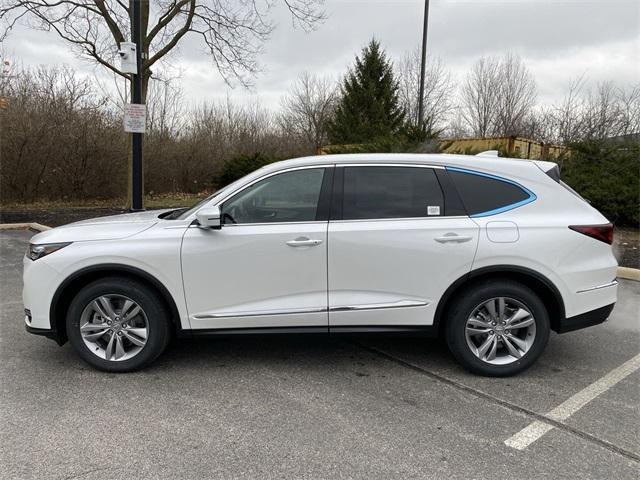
417,0,430,128
131,0,144,211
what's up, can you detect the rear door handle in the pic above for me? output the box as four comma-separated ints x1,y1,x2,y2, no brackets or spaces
286,237,323,247
435,234,473,244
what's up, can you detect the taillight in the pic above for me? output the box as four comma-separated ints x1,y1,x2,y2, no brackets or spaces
569,224,614,245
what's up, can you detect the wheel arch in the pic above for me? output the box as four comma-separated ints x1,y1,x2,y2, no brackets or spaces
433,265,566,335
50,264,182,344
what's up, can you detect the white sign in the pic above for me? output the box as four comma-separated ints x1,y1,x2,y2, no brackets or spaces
124,103,146,133
118,42,138,74
427,205,441,216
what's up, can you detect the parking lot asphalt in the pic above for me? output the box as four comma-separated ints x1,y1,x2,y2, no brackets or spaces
1,228,638,480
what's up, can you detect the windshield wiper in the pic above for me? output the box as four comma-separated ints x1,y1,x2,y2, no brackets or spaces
158,208,188,220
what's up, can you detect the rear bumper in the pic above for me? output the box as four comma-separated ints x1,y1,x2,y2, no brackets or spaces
555,303,615,334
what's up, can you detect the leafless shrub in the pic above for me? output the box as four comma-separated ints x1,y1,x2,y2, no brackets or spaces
0,65,306,203
0,66,125,203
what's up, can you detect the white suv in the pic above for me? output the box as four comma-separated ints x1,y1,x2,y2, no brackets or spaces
23,153,618,375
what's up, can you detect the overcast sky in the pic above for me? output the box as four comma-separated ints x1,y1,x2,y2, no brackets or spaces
3,0,639,109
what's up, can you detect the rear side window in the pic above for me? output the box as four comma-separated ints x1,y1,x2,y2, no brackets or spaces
342,166,444,220
447,168,534,217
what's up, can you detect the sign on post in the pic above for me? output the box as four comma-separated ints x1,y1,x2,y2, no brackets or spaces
123,103,146,133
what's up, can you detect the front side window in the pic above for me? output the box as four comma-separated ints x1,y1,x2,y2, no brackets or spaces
447,168,534,217
222,168,325,224
342,166,444,220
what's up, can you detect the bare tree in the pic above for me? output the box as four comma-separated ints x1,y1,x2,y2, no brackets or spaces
550,76,587,144
397,50,454,134
460,53,536,138
279,72,336,152
1,1,325,102
617,83,640,137
145,74,185,136
519,106,557,144
545,78,640,144
494,53,537,136
1,0,325,206
460,56,500,137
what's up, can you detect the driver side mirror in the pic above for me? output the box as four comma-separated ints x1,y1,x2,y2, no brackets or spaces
195,206,222,229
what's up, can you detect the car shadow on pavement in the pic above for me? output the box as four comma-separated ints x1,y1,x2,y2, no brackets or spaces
154,335,452,373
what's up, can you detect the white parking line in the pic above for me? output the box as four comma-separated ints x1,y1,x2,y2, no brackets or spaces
505,353,640,450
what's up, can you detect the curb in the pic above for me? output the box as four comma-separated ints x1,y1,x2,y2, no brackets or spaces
617,267,640,282
1,222,638,280
0,222,51,232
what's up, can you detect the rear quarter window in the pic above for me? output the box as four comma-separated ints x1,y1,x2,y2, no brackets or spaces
447,168,535,217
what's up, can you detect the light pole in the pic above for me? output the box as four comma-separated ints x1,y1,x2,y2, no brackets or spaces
417,0,430,129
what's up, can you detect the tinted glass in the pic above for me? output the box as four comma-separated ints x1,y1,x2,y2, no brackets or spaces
448,170,530,216
222,168,325,224
342,166,444,220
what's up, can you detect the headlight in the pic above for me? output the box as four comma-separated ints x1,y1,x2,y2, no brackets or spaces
27,242,71,261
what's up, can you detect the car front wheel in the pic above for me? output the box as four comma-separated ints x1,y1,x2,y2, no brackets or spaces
66,277,170,372
445,280,550,376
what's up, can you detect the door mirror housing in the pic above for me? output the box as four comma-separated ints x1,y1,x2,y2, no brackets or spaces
196,206,222,229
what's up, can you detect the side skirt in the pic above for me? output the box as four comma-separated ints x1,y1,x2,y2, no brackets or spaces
179,325,437,339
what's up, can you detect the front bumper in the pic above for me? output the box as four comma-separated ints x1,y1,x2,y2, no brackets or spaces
25,324,65,345
23,255,61,330
555,303,615,334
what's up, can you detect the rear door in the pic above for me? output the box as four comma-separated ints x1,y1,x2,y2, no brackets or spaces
327,164,479,328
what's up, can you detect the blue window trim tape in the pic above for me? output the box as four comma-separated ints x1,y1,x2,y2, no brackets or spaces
446,166,537,218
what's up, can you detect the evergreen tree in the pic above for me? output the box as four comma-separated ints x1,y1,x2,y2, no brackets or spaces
327,39,405,144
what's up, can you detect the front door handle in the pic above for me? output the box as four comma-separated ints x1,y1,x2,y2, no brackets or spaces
435,234,473,244
286,237,323,247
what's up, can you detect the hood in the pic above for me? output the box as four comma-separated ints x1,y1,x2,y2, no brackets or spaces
30,209,172,244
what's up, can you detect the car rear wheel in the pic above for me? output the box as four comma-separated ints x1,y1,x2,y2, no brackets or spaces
445,280,550,376
66,277,170,372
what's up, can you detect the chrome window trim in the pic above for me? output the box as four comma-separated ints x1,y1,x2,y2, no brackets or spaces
189,220,328,228
338,163,445,169
190,162,456,225
576,280,618,294
330,216,468,224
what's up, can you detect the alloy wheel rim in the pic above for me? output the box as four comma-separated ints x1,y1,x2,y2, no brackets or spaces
465,297,536,365
79,294,149,362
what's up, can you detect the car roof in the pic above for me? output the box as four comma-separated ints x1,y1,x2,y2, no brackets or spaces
258,153,542,181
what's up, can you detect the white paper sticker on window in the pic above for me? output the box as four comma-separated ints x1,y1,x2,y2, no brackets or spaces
427,205,441,216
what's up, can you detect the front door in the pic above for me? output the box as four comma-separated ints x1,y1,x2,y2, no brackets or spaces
181,166,332,330
328,165,479,327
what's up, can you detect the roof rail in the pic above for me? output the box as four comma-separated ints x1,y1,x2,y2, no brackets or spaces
476,150,499,157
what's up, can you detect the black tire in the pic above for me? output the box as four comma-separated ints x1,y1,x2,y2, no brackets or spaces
66,277,171,372
445,280,550,377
